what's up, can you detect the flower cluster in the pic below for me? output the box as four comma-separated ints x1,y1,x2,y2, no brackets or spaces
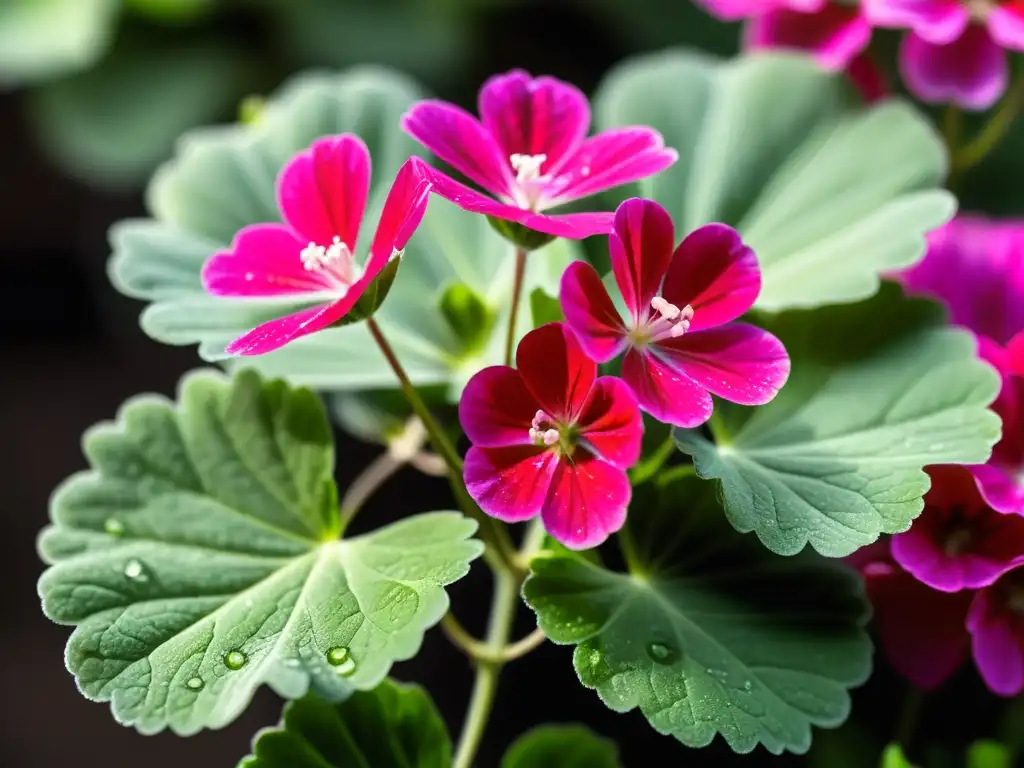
201,69,790,551
849,216,1024,696
697,0,1024,110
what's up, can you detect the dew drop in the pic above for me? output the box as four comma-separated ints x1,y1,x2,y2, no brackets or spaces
186,677,204,691
224,650,247,670
104,518,125,536
123,559,147,581
743,680,753,691
646,641,679,665
326,646,356,676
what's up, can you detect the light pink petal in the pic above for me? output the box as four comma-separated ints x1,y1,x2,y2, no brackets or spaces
968,582,1024,697
745,4,872,70
621,348,713,428
516,323,597,422
541,454,631,550
655,323,791,406
971,464,1024,516
400,101,513,198
225,301,343,356
576,376,643,469
865,561,973,690
479,69,589,172
458,366,539,448
464,445,558,523
692,0,766,21
202,224,336,297
277,134,370,248
900,27,1008,111
609,197,676,323
863,0,968,44
660,223,761,332
367,156,434,274
559,261,629,363
427,168,614,239
541,128,678,207
989,4,1024,51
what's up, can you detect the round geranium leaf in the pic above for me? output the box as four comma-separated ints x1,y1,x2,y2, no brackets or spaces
502,724,620,768
594,50,955,311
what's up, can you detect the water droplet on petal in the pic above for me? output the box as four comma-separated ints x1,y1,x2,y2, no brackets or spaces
186,677,204,691
646,641,679,664
124,559,146,581
326,646,356,676
224,651,247,670
104,518,124,536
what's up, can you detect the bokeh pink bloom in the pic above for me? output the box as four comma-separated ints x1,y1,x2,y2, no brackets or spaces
559,198,790,428
459,322,643,550
202,134,433,355
401,69,678,240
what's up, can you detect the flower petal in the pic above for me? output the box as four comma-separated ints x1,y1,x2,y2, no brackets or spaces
660,223,761,331
559,261,629,363
863,0,969,44
464,445,558,523
655,323,791,406
1008,330,1024,376
541,454,631,549
459,366,538,448
899,27,1007,111
367,156,434,274
891,465,1024,591
576,376,644,469
277,134,370,249
426,168,614,239
968,580,1024,697
516,323,597,422
989,4,1024,51
479,69,589,172
542,128,678,207
225,301,342,356
621,348,713,428
202,224,336,297
401,101,513,198
847,52,892,104
608,197,676,323
745,3,872,70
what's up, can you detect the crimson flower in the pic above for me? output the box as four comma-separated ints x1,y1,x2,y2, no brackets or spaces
459,323,643,550
559,198,790,428
968,566,1024,696
202,134,433,355
400,69,678,241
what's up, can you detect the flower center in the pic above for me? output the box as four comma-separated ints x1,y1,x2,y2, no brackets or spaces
630,295,694,346
965,0,996,20
300,236,361,285
528,409,577,456
509,153,549,210
941,505,976,556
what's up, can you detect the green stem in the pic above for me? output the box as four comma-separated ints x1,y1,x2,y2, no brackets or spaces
955,69,1024,172
366,318,518,573
707,410,731,446
655,463,696,488
337,451,402,533
895,685,924,750
617,521,645,577
504,248,528,366
629,435,676,486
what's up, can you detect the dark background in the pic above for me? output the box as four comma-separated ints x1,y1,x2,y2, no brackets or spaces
3,1,1021,766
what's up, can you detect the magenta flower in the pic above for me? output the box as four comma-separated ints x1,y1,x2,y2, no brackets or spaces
559,198,790,429
968,566,1024,696
866,0,1024,109
202,134,433,356
896,216,1024,514
459,322,643,550
745,1,873,70
891,465,1024,592
400,69,678,241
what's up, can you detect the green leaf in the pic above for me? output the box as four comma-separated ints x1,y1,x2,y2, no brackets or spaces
523,475,872,755
439,282,495,356
125,0,215,23
967,741,1012,768
594,50,954,311
880,744,915,768
675,285,1001,557
36,369,483,734
0,0,118,86
239,681,451,768
501,724,620,768
108,66,579,396
529,287,564,328
328,386,452,447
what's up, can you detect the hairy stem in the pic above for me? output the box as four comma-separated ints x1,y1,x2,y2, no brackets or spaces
338,452,403,531
504,247,528,366
629,435,677,486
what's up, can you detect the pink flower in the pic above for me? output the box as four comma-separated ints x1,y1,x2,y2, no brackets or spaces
558,198,790,429
866,0,1024,109
745,1,874,71
891,465,1024,591
400,69,678,241
201,134,433,356
968,566,1024,696
459,322,643,549
896,216,1024,514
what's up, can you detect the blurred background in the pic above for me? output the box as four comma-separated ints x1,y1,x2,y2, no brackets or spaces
3,1,1022,766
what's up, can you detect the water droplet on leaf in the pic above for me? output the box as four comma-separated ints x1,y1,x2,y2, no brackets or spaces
186,677,204,691
104,518,124,536
123,559,146,581
224,651,247,670
326,646,356,675
646,641,678,664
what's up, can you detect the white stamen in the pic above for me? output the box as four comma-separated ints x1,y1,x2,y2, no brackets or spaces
648,295,694,339
324,236,352,264
300,236,358,280
301,242,327,271
510,153,547,184
541,429,559,446
650,295,680,320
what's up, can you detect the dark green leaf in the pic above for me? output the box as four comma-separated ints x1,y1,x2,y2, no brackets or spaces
501,724,620,768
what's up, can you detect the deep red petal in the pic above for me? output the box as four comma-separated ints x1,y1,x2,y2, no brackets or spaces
621,348,713,428
515,323,597,422
463,445,558,523
541,454,631,549
576,376,643,469
559,261,628,363
609,198,676,322
458,366,539,448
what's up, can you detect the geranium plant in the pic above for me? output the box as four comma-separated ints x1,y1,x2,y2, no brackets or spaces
34,1,1024,763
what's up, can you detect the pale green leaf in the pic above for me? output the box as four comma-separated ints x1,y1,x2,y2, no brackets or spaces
36,369,482,734
594,50,954,311
239,681,451,768
675,285,1001,557
523,476,872,755
501,724,620,768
